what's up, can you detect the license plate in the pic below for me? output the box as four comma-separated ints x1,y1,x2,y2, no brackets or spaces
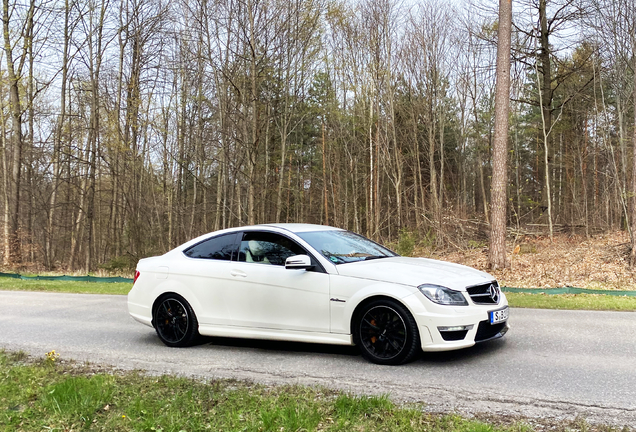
489,307,509,324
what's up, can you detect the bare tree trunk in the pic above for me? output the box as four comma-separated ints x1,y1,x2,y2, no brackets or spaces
84,0,106,273
1,74,10,264
214,146,225,231
488,0,512,270
427,104,439,225
1,0,33,265
112,0,127,258
69,141,87,270
322,122,328,225
374,116,380,236
438,104,444,213
538,83,554,239
247,0,258,226
275,71,290,223
26,14,34,264
630,43,636,265
47,0,72,269
286,153,292,223
410,102,421,229
538,0,553,213
478,150,489,223
368,97,374,237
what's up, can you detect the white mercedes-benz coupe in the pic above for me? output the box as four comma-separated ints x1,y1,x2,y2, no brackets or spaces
128,224,509,365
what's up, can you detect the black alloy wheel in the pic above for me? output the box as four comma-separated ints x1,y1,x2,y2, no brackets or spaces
354,299,420,365
153,294,199,347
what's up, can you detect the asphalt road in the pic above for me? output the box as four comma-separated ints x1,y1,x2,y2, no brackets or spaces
1,290,635,427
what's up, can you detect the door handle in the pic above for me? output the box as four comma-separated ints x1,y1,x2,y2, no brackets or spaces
230,270,247,278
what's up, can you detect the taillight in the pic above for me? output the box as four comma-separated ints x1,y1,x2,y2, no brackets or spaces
133,270,140,284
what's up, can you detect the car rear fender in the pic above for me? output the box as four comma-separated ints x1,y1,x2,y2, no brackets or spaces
149,279,203,325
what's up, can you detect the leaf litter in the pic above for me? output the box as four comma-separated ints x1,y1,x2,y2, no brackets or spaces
424,231,636,290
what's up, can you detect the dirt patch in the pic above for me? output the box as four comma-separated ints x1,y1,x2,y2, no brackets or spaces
425,231,636,290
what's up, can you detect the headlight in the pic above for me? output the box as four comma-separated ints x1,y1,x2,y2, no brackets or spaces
418,284,468,306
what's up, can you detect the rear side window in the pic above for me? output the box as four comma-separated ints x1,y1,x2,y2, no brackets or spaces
184,233,237,260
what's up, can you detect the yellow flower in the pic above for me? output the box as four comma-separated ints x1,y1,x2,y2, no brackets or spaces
45,350,60,363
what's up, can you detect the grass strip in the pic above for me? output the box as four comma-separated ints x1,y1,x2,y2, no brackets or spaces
0,278,131,295
1,350,614,432
506,292,636,311
503,286,636,296
0,351,502,432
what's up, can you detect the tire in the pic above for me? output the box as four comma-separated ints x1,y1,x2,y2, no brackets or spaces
153,294,200,347
353,298,420,365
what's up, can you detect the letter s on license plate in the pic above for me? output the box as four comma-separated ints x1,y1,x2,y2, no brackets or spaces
489,307,509,324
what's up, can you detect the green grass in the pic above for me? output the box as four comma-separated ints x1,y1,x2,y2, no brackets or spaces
1,350,599,432
0,278,131,295
506,292,636,311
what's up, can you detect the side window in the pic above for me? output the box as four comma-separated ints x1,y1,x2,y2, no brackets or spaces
238,232,305,266
184,233,237,260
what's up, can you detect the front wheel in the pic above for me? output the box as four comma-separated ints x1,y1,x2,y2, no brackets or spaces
153,294,199,347
353,299,420,365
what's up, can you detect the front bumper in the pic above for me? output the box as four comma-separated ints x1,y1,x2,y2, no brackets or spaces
403,292,509,352
418,320,509,351
475,320,509,343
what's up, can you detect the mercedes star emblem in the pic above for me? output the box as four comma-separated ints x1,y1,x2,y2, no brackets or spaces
489,284,500,303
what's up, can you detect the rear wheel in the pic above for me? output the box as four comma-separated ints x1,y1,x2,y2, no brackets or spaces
353,299,420,365
153,294,199,347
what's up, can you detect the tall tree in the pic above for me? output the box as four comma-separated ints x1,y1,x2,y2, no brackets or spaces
630,57,636,262
488,0,512,269
2,0,35,265
630,8,636,265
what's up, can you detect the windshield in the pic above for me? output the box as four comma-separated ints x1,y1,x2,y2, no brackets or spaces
297,230,398,264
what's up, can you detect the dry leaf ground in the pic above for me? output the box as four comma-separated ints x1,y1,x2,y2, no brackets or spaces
424,231,636,290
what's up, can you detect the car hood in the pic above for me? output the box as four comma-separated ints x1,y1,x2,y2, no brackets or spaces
334,257,495,291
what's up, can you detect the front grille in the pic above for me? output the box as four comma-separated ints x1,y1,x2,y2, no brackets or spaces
475,320,507,342
439,330,468,341
467,281,500,305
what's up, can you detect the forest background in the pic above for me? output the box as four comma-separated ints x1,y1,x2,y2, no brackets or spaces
1,0,635,274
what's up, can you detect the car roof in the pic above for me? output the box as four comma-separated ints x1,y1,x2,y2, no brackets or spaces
171,224,344,254
258,223,344,234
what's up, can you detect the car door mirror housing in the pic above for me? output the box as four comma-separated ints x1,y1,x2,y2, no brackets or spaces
285,254,313,270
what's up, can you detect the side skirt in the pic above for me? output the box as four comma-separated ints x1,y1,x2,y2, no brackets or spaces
198,324,353,346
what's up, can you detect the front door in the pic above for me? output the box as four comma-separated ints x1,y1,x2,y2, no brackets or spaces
225,231,330,333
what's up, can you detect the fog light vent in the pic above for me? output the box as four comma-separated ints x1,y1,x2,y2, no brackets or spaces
438,325,474,342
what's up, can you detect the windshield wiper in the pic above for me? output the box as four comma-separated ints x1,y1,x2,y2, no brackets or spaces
363,255,389,261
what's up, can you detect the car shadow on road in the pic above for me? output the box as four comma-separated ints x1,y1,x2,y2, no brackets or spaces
199,335,361,358
194,335,507,365
130,330,362,359
418,338,508,364
134,327,508,364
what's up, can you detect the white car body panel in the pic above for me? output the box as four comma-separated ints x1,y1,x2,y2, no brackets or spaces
221,261,330,332
171,258,235,325
334,258,494,291
128,224,508,357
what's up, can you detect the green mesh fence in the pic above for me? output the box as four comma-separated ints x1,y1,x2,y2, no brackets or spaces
502,286,636,297
0,272,132,283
